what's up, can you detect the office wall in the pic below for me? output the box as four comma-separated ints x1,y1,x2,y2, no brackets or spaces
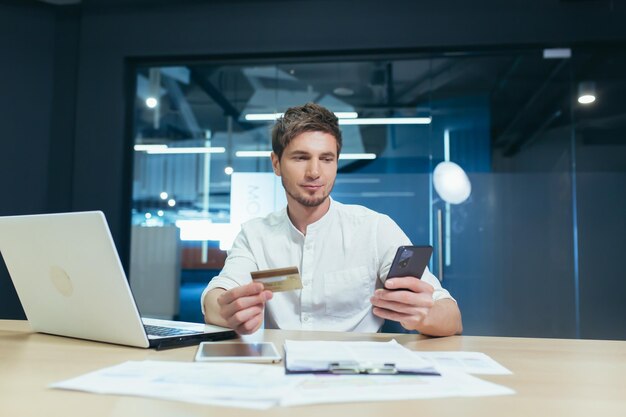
0,2,80,319
72,0,626,265
0,2,56,319
1,0,626,322
0,3,55,215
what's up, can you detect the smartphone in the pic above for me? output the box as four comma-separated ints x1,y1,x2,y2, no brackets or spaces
194,342,282,363
386,245,433,280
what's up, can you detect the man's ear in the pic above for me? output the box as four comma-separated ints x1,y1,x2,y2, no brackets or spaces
271,152,281,176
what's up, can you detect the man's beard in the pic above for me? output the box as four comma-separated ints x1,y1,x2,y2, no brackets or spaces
282,178,334,208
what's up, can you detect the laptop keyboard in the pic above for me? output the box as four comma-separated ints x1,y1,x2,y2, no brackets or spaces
144,324,203,337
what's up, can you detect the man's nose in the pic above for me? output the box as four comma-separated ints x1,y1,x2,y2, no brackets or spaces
306,160,320,178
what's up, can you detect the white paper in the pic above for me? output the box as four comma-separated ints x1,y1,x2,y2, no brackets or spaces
415,351,513,375
50,361,304,410
51,354,515,409
284,339,437,374
280,369,514,407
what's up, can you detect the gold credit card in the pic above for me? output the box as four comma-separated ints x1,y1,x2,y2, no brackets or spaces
250,267,302,292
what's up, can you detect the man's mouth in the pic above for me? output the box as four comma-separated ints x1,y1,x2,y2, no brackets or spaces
301,184,323,190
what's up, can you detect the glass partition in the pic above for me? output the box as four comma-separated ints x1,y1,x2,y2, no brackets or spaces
129,47,626,339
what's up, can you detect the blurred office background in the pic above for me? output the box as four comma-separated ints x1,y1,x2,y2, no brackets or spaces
1,0,624,340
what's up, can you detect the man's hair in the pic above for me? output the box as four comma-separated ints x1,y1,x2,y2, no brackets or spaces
271,102,342,160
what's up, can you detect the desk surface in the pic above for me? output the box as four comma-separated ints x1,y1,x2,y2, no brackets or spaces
1,320,625,416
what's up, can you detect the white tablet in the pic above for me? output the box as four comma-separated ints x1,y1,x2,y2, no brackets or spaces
194,341,282,363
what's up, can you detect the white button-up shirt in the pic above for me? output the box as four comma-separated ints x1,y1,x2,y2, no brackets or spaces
201,199,452,332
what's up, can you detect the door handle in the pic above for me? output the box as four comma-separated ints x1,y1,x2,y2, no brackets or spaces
437,208,444,282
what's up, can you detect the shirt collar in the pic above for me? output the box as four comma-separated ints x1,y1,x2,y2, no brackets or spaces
307,197,335,232
283,197,335,238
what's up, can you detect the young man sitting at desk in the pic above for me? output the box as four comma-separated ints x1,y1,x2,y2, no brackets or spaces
202,103,462,337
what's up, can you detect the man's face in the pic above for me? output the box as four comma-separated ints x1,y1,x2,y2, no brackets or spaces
271,131,338,209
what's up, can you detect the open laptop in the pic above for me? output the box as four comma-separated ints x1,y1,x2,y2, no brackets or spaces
0,211,236,349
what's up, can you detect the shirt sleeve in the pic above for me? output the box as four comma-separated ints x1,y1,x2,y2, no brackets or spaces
375,214,454,302
421,266,454,302
200,227,258,315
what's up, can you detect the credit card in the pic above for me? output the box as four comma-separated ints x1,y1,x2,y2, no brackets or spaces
250,266,302,292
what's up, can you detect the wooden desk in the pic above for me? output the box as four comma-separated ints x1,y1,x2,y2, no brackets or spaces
1,320,624,416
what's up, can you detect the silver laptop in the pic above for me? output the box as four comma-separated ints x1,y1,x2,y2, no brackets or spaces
0,211,236,349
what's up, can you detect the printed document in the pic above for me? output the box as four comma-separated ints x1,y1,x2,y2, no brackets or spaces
281,369,514,406
51,353,514,408
416,351,513,375
284,339,437,374
50,361,302,409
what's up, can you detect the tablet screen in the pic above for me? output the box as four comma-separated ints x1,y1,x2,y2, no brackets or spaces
195,342,281,362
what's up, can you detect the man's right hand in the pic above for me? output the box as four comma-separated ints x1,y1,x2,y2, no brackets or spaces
216,283,273,335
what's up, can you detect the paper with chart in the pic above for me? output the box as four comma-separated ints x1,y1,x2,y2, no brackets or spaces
50,360,303,409
415,351,513,375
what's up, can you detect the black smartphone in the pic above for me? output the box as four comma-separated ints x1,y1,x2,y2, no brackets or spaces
387,245,433,280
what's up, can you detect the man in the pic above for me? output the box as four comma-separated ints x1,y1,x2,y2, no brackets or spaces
202,103,462,336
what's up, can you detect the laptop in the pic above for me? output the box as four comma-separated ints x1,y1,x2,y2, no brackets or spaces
0,211,236,349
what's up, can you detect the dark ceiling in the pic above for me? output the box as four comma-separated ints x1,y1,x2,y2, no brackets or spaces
133,48,626,160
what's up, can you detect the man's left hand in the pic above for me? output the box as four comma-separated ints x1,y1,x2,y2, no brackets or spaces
370,277,435,331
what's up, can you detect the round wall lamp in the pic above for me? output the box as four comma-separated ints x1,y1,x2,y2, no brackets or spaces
433,161,472,204
145,97,158,108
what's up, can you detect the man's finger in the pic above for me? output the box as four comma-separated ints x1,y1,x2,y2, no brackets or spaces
221,294,266,318
373,289,434,307
226,305,264,328
218,282,264,306
384,277,434,293
372,306,429,323
235,313,264,335
371,296,431,315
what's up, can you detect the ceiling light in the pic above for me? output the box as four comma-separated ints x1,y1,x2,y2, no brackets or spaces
224,166,234,175
543,48,571,59
145,147,225,154
159,192,168,200
578,95,595,104
333,87,354,96
234,151,376,160
578,81,596,105
339,117,431,125
339,153,376,160
236,151,272,157
244,111,358,121
334,112,358,119
244,113,283,121
134,144,167,152
134,144,225,154
167,199,176,207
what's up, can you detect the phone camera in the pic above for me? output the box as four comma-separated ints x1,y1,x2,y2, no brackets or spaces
398,248,413,268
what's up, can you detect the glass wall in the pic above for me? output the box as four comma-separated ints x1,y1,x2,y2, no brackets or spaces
129,47,626,339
